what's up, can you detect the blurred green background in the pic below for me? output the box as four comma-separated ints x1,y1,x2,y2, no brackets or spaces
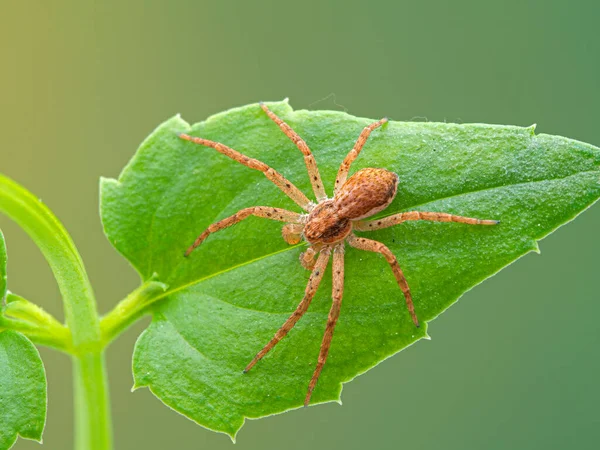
1,0,598,449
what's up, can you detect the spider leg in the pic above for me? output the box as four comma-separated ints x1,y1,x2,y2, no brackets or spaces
305,243,345,406
346,234,419,327
180,133,313,211
260,103,327,202
354,211,499,231
244,247,332,373
282,223,304,245
334,117,388,195
185,206,302,257
300,245,320,271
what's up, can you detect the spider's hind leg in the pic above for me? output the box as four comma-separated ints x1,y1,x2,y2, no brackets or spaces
260,103,327,202
179,133,313,211
334,117,388,195
354,211,499,231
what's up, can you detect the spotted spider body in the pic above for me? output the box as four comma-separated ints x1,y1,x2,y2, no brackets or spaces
302,200,350,244
334,167,399,220
301,168,398,245
179,103,498,406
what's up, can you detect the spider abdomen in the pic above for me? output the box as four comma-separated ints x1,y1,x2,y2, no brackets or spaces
335,167,399,220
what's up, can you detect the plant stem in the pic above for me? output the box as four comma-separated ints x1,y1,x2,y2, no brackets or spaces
2,293,71,350
0,174,112,449
0,313,70,352
100,278,167,345
74,352,111,450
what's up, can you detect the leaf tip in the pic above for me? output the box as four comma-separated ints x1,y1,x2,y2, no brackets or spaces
528,123,537,135
99,176,119,192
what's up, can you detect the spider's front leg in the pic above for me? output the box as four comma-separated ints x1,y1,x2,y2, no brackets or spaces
346,234,419,327
244,247,332,373
305,243,345,406
185,206,302,256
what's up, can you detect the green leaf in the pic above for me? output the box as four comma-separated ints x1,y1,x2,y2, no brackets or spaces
0,330,47,449
101,100,600,438
0,228,48,449
0,230,6,301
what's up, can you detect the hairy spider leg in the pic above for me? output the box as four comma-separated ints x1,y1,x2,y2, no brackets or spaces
354,211,500,231
346,234,419,327
179,133,313,211
282,223,305,245
300,245,320,270
260,103,327,202
244,247,332,373
185,206,302,257
334,117,388,195
305,244,345,406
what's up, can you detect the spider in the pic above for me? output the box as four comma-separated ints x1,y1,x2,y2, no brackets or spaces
179,103,499,406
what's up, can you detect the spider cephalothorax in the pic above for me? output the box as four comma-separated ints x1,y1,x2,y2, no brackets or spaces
180,103,498,406
301,168,398,245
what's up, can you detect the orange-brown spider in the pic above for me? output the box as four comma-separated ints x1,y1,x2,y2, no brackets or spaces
180,103,499,406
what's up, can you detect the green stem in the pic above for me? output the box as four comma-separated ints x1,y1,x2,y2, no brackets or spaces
100,278,167,345
2,292,71,349
74,352,111,450
0,174,112,449
0,313,70,352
